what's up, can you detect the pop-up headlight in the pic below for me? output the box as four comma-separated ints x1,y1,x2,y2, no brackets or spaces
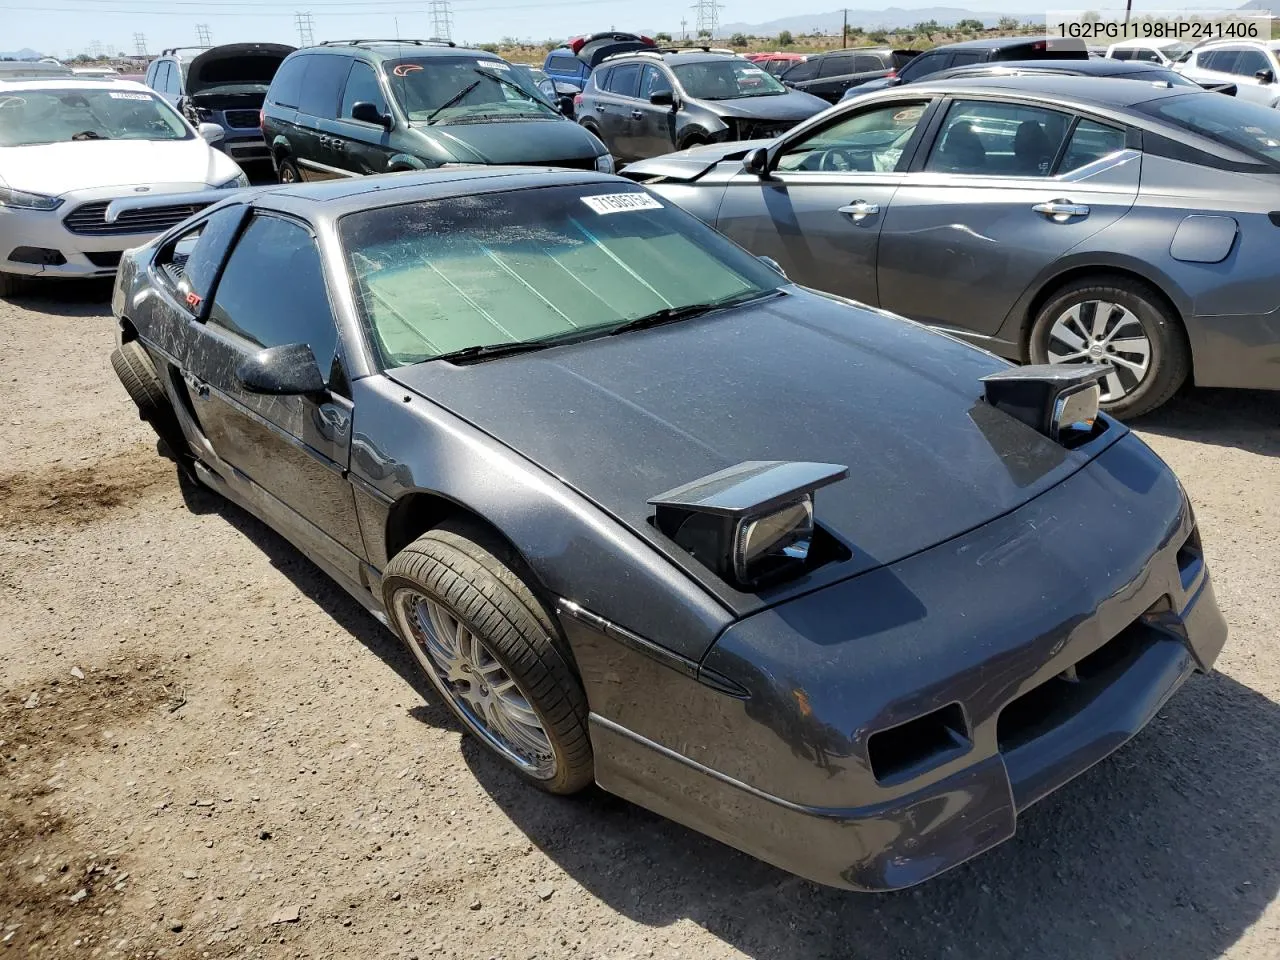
649,461,847,589
980,363,1110,446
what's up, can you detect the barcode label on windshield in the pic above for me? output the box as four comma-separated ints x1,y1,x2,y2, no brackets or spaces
108,92,151,100
581,193,663,215
476,60,510,71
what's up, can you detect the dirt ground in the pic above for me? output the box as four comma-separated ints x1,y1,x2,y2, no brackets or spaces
1,280,1277,960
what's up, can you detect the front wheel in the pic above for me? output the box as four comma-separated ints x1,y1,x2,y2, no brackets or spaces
382,524,593,795
1029,276,1190,419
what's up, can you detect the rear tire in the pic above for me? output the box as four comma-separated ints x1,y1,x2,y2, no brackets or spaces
1029,276,1189,420
110,341,192,465
382,523,593,795
276,156,302,184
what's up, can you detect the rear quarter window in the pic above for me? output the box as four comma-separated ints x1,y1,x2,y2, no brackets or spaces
268,54,309,108
298,55,349,117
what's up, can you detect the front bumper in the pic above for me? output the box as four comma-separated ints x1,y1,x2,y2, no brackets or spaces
580,434,1227,891
0,182,211,279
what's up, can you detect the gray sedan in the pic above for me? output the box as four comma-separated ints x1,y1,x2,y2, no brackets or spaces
623,76,1280,417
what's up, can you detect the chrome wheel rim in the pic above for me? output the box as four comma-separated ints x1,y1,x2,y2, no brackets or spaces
392,589,556,779
1046,300,1152,402
279,165,297,184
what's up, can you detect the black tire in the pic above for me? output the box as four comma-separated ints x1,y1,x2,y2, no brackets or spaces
1029,276,1190,420
0,271,26,298
678,132,709,150
276,156,302,185
382,523,593,795
110,341,192,464
579,119,602,139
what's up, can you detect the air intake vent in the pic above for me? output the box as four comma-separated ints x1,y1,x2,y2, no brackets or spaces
64,200,205,236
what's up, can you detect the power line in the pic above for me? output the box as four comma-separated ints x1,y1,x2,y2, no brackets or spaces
0,0,607,14
295,11,315,46
691,0,722,38
428,0,453,40
195,22,212,44
133,31,147,55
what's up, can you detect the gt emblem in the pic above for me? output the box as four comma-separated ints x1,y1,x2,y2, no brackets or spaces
185,292,202,308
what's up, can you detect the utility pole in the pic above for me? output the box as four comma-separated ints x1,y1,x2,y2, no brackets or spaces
428,0,454,41
842,9,848,47
195,23,212,46
1124,0,1133,26
294,12,315,47
680,18,688,40
133,32,147,56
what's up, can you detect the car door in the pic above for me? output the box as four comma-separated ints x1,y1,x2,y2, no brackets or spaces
894,50,952,85
295,55,351,180
877,97,1139,344
1187,48,1242,91
329,59,395,175
634,64,678,158
1227,46,1278,104
809,51,857,102
596,62,642,159
715,98,937,304
181,211,366,581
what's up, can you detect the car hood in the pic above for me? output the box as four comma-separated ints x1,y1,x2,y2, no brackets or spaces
620,139,767,181
0,138,238,195
185,43,295,97
703,89,830,120
412,117,603,163
390,289,1125,604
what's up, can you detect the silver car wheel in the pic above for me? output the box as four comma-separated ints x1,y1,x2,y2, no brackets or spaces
392,589,557,780
1046,299,1152,402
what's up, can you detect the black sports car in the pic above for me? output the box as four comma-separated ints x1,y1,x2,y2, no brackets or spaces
108,169,1227,892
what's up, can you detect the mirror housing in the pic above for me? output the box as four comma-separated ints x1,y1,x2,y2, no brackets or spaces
197,122,225,144
757,255,787,278
235,343,327,397
649,89,675,107
743,146,771,177
1256,68,1275,84
351,101,391,128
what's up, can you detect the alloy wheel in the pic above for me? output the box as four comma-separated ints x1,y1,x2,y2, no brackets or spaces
393,590,557,779
1046,299,1152,402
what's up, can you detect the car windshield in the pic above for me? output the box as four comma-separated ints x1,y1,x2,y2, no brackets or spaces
1160,42,1195,60
0,88,190,146
672,59,787,99
339,184,784,367
1136,92,1280,166
384,56,558,123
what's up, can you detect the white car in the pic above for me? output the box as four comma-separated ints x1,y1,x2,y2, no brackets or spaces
1175,40,1280,106
0,78,247,295
1105,38,1194,66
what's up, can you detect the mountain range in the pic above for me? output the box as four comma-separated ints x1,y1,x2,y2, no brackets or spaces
717,8,1044,35
0,48,45,60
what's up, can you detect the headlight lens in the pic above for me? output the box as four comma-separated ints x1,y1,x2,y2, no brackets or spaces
0,187,63,211
733,498,814,585
214,172,250,190
595,153,615,174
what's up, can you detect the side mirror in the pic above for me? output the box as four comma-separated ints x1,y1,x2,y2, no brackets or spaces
743,146,771,177
1256,68,1275,84
197,122,225,144
649,89,675,107
235,343,327,397
757,255,787,278
351,101,391,128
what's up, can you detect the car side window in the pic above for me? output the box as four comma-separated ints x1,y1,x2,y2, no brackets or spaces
924,99,1072,176
269,55,309,108
854,54,884,72
341,61,388,119
950,52,982,68
298,55,349,118
1233,48,1270,77
1136,49,1160,63
547,55,578,73
1058,118,1127,173
781,58,819,82
776,100,929,173
900,52,947,81
1205,49,1240,73
155,204,249,314
819,53,856,77
207,216,342,391
639,65,672,99
607,63,641,97
1112,49,1133,61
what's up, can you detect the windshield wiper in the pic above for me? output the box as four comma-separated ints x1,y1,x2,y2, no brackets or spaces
425,79,481,124
609,291,777,336
71,130,107,140
428,328,594,365
474,67,556,110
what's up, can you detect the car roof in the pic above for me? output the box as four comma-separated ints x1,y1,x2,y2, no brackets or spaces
308,39,483,60
0,77,154,93
937,36,1058,50
1108,38,1187,49
909,72,1194,106
250,167,624,220
947,58,1177,77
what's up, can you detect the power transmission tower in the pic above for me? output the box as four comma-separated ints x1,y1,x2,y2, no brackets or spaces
133,32,147,56
680,17,688,39
691,0,723,38
195,23,212,45
294,12,315,46
428,0,454,40
90,39,104,58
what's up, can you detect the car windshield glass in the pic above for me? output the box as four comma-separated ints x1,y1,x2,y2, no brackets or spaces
1161,42,1195,60
1136,92,1280,166
672,59,786,99
0,88,190,146
339,184,784,367
384,56,557,122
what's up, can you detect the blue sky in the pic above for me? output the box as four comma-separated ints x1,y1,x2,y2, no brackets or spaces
7,0,1041,57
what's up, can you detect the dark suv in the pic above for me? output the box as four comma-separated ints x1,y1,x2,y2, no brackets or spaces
848,37,1090,98
779,48,919,103
261,39,612,182
144,43,294,166
577,48,828,163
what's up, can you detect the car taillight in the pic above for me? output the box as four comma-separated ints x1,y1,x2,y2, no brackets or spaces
574,93,584,107
640,35,654,46
570,37,586,54
258,108,264,127
885,69,897,78
1033,40,1046,50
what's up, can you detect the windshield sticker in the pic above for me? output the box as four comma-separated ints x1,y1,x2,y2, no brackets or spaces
108,91,152,100
741,67,766,75
476,60,511,71
581,193,663,215
392,63,423,77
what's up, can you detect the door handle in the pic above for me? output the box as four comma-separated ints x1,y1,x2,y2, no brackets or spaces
182,370,209,398
1033,200,1090,221
317,135,329,146
331,140,345,152
631,109,643,119
838,200,880,220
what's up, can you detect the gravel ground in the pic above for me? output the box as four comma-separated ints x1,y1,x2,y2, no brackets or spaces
1,280,1277,960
